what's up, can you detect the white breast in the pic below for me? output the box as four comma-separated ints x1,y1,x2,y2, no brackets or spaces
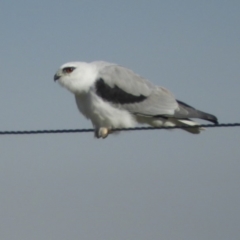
75,91,136,129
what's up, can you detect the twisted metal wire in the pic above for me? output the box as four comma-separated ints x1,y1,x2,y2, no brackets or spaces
0,123,239,135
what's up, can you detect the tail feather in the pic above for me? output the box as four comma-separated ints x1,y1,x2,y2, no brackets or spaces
148,117,204,134
170,118,204,134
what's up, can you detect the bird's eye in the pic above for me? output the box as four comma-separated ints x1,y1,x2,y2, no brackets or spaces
63,67,75,74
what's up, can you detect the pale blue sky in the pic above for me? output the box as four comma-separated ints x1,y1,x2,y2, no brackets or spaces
0,1,240,240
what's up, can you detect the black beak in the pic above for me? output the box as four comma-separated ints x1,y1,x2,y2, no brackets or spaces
54,74,60,81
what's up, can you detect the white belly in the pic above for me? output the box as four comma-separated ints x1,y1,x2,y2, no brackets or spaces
75,92,136,128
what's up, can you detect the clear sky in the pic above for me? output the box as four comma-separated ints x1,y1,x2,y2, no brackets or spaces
0,1,240,239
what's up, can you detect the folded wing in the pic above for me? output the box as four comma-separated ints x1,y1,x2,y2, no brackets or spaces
94,64,218,124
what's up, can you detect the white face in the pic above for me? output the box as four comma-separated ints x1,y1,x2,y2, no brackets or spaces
54,62,97,94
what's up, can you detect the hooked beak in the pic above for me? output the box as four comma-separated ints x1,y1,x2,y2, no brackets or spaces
54,73,60,81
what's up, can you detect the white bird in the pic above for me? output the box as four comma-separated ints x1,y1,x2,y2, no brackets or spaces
54,61,218,139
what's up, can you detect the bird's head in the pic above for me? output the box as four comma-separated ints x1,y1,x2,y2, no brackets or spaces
54,62,97,95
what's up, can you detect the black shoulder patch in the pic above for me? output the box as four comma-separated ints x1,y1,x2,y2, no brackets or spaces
95,78,147,104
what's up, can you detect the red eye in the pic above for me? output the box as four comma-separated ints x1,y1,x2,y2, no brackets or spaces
63,67,75,74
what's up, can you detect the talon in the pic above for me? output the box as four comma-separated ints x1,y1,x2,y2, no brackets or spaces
95,127,110,139
99,128,109,138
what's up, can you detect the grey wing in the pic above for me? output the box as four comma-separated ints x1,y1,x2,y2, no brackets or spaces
93,64,178,116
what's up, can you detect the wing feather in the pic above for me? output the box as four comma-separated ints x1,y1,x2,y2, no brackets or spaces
94,65,178,116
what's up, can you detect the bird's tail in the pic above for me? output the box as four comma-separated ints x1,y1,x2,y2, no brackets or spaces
170,118,204,134
148,117,204,134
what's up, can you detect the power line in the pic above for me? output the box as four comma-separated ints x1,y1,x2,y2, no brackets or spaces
0,123,240,135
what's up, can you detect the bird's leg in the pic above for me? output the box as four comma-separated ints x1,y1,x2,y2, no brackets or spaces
95,127,111,139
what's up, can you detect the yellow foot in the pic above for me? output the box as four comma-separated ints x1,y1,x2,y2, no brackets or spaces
95,127,111,139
